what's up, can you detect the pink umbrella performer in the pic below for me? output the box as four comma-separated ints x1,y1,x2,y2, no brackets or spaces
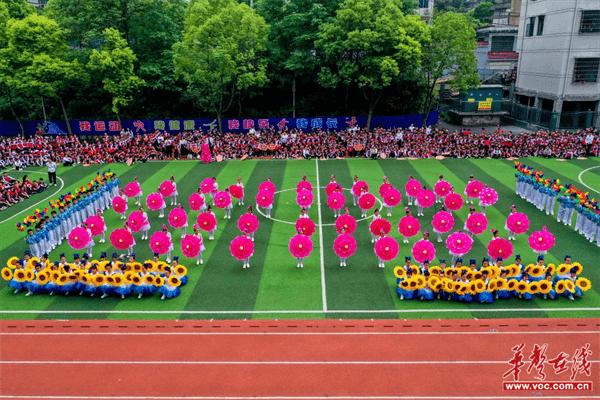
431,210,455,243
297,177,313,193
434,177,452,204
168,206,188,235
335,213,357,235
230,235,254,269
416,188,435,217
146,192,166,218
487,237,513,264
327,192,346,218
382,187,401,217
150,230,173,263
297,190,314,211
237,208,260,241
229,181,245,206
464,177,484,205
112,195,128,220
256,190,274,218
289,234,313,269
296,217,316,236
85,214,106,244
465,212,488,236
333,233,357,267
181,233,204,265
404,177,421,206
505,212,530,241
196,209,217,240
159,178,178,206
214,190,233,219
444,192,464,212
528,226,555,256
412,239,436,267
68,226,93,257
200,177,217,204
358,192,376,218
379,179,393,198
124,179,143,206
326,181,342,196
398,212,421,243
374,235,399,269
446,231,474,265
110,227,135,256
188,191,206,212
351,179,368,206
128,209,150,240
369,217,391,243
258,179,277,195
478,186,498,214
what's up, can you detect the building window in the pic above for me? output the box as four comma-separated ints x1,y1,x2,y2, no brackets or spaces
536,15,545,35
579,10,600,33
419,0,429,7
526,17,535,37
573,58,600,83
491,36,515,52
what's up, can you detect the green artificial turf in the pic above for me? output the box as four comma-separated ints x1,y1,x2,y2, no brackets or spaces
0,157,598,320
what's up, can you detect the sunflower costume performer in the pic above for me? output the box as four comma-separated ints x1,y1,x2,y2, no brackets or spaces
159,268,181,300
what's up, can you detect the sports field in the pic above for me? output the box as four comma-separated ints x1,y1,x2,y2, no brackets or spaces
1,157,599,320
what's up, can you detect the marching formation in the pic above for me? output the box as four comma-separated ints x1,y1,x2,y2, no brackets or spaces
515,162,600,247
2,252,187,300
394,255,591,303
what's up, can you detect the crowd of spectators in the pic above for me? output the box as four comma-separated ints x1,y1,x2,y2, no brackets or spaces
0,173,47,210
0,126,597,168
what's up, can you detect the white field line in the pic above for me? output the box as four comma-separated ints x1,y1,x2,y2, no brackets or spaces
577,165,600,195
315,158,327,312
0,169,65,224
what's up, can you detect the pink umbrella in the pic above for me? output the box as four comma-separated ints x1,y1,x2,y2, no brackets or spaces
528,226,555,253
446,231,473,256
506,212,530,234
327,192,346,210
84,215,105,237
379,183,393,197
479,186,499,206
325,182,341,196
374,236,399,261
256,191,274,208
159,180,176,197
258,180,276,194
296,190,313,208
181,235,202,258
230,236,255,260
488,237,513,260
405,178,421,197
434,180,452,198
369,218,392,236
352,180,369,197
444,192,464,211
335,214,357,234
200,178,216,194
124,181,141,197
149,231,172,255
214,191,232,209
109,228,134,250
382,188,402,207
358,193,376,211
412,239,436,264
465,179,484,200
289,234,313,259
295,218,316,236
127,210,148,233
229,184,244,200
398,215,421,238
168,207,188,229
432,210,455,233
112,195,127,214
416,189,435,208
196,212,217,232
466,212,488,235
68,227,91,250
333,234,357,259
146,192,165,211
237,213,259,235
188,192,205,211
297,180,313,193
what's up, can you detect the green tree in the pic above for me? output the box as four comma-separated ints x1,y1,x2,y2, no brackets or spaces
316,0,422,128
173,0,269,130
0,0,34,19
88,28,144,120
419,12,479,125
256,0,338,117
470,1,493,26
0,14,72,132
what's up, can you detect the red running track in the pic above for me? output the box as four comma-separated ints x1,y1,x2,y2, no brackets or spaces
0,318,598,399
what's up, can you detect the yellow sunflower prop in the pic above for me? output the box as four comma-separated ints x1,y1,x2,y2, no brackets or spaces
36,272,50,285
496,278,507,290
6,257,19,269
93,274,106,286
113,274,124,285
564,280,575,293
1,267,13,281
393,266,406,279
154,276,165,287
143,274,155,285
555,280,566,294
429,266,441,276
557,264,569,275
545,263,555,276
168,275,181,287
538,280,552,294
527,282,540,295
572,262,583,275
507,280,517,291
516,281,528,294
576,277,591,292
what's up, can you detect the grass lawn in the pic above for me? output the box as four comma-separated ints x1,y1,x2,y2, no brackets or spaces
1,157,599,320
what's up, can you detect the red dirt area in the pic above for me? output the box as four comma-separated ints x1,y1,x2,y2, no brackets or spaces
0,318,598,399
